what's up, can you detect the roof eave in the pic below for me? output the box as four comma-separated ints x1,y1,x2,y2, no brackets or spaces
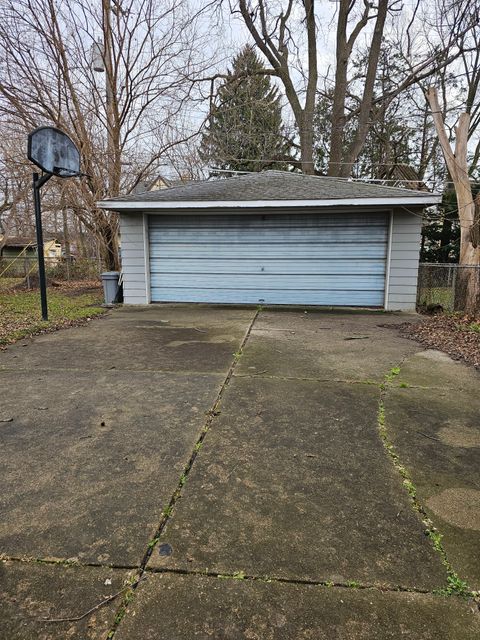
97,195,442,211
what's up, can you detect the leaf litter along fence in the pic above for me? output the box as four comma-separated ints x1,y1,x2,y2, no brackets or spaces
0,255,103,286
417,263,480,313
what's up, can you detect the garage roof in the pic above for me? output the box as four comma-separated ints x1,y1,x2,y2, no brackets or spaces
98,170,441,210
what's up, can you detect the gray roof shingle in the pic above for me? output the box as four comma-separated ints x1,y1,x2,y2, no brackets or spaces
100,170,439,206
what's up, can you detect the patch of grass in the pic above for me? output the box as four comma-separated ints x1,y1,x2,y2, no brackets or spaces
418,287,454,310
0,288,104,345
0,277,23,292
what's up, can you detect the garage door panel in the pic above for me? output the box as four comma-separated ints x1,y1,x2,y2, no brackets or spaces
151,230,388,243
150,259,387,276
148,213,388,306
149,243,388,260
149,213,386,229
150,287,385,306
150,274,386,290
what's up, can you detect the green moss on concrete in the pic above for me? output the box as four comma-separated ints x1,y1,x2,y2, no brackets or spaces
378,367,475,600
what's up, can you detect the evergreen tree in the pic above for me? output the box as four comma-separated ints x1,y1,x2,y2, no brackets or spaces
200,46,292,173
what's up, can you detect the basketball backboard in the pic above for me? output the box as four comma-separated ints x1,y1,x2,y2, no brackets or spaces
27,126,80,177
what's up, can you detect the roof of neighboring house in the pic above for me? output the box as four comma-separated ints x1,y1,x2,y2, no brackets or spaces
131,174,192,195
98,170,441,210
0,236,38,248
0,236,59,248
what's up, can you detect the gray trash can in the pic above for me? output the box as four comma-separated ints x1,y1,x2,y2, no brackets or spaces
101,271,120,304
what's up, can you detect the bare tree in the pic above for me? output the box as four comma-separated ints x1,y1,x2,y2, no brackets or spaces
226,0,318,174
328,0,389,177
327,0,479,177
221,1,476,178
0,0,211,269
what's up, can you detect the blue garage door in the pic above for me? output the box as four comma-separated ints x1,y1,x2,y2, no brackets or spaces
148,212,388,306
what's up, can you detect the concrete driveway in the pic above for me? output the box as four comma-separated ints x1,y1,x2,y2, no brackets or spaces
0,306,479,639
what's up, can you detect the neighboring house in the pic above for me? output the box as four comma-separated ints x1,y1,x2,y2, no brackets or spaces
44,239,62,261
0,236,37,258
131,174,191,195
98,170,441,310
0,236,62,261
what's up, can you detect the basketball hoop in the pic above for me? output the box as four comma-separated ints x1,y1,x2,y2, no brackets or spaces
27,126,82,320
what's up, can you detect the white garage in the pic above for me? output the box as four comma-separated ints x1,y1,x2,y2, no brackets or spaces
99,171,441,310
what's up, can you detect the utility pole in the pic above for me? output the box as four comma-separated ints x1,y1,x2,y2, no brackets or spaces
91,2,117,196
91,2,120,271
102,0,117,196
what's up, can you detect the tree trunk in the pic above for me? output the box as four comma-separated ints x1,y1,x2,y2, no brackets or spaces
300,113,315,175
426,87,480,313
327,0,352,176
62,206,71,280
97,214,119,271
338,0,388,177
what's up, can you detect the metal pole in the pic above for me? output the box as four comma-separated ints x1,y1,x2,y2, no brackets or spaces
33,171,52,321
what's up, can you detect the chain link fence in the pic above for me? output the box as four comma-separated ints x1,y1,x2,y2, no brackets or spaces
0,256,102,288
417,263,480,313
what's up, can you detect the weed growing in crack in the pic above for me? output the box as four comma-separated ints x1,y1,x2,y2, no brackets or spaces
162,505,173,518
217,570,246,580
346,580,360,589
434,574,471,598
380,366,401,390
427,529,443,553
232,570,246,580
147,536,160,549
386,366,401,381
107,575,140,639
233,348,243,359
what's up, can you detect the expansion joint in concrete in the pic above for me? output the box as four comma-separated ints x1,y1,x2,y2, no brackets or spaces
143,566,436,596
105,309,259,639
0,554,137,572
377,361,474,601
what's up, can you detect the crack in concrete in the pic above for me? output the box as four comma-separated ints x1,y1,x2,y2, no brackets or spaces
104,309,260,639
234,373,380,385
377,359,474,600
143,566,435,596
0,554,138,571
0,366,237,376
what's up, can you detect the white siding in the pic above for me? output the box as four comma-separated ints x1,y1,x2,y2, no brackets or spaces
119,213,149,304
386,208,422,311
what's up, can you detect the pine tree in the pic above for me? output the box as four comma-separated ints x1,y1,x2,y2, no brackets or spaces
200,46,291,173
